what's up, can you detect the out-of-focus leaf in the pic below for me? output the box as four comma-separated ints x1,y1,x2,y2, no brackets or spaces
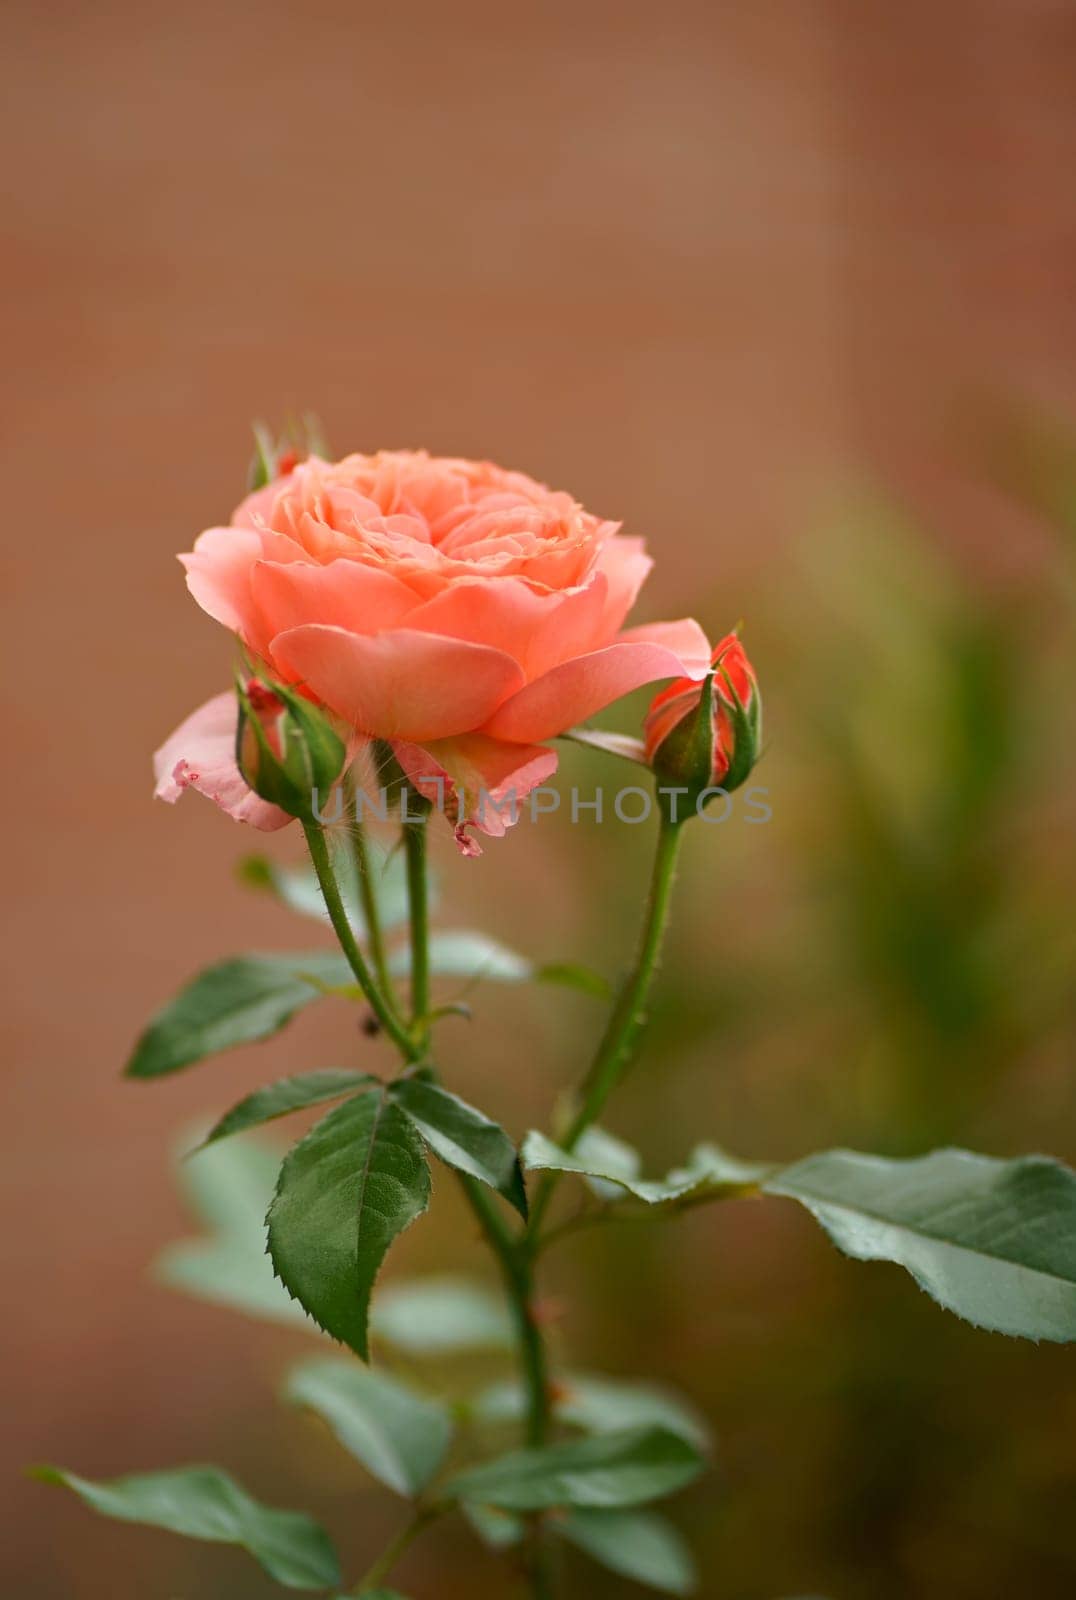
764,1148,1076,1341
268,1092,430,1359
369,1277,514,1354
195,1070,377,1150
559,1506,697,1596
390,1078,527,1218
154,1137,314,1330
247,421,278,491
523,1132,769,1208
447,1426,704,1511
33,1465,339,1590
389,932,605,995
285,1355,452,1497
237,851,411,937
126,953,352,1078
475,1374,710,1452
461,1502,525,1549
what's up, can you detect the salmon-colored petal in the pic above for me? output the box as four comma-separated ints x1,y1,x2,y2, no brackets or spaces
393,733,559,853
406,574,611,681
483,618,711,744
152,692,292,831
269,625,525,742
251,558,421,641
180,527,266,640
616,617,712,669
593,537,653,637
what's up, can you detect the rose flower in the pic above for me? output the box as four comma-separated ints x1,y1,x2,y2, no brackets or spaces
155,450,710,847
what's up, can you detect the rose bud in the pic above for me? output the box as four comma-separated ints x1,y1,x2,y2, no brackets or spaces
235,672,346,824
644,632,761,816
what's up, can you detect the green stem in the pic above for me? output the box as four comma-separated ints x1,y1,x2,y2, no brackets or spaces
353,1503,444,1593
302,820,418,1061
403,812,431,1046
399,799,554,1595
342,768,396,1005
529,815,685,1239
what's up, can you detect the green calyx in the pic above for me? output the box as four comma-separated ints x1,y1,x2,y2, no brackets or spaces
235,670,346,824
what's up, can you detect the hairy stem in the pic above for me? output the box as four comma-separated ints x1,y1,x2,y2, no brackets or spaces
403,812,431,1049
302,820,418,1061
529,815,685,1239
342,767,396,1006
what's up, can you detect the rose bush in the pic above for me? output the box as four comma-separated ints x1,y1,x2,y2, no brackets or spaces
155,450,710,846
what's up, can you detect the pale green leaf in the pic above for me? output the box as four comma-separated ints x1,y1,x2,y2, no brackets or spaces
390,1078,527,1218
560,1507,697,1595
285,1355,452,1497
154,1138,314,1330
196,1071,378,1149
474,1373,710,1451
369,1277,513,1354
388,932,605,996
522,1132,769,1208
461,1502,525,1549
238,851,411,937
126,953,352,1078
447,1426,704,1511
34,1465,339,1590
764,1148,1076,1341
268,1091,431,1358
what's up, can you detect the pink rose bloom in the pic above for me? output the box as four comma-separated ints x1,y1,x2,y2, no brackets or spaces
155,450,710,847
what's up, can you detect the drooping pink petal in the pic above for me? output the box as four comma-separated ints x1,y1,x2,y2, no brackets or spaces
482,618,711,744
152,693,292,830
392,733,559,854
269,625,525,743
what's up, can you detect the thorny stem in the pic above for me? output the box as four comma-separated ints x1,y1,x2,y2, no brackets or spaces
342,767,397,1007
528,815,686,1241
403,811,432,1051
302,820,418,1061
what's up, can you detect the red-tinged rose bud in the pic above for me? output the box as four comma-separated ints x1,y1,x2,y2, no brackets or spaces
235,670,346,823
644,633,761,820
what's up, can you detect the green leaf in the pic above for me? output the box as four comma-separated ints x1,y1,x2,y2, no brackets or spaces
461,1502,525,1549
447,1426,704,1511
237,851,411,938
390,1079,527,1218
369,1276,513,1354
559,1507,697,1596
522,1132,769,1208
267,1091,431,1358
388,932,605,996
196,1071,378,1150
34,1465,340,1590
248,420,278,491
285,1355,452,1497
154,1137,314,1329
126,953,353,1079
763,1148,1076,1341
475,1374,710,1452
534,962,611,998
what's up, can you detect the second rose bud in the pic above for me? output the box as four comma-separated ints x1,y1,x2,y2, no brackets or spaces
644,633,761,821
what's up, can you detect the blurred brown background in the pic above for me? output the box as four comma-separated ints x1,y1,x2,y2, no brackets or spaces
4,1,1076,1596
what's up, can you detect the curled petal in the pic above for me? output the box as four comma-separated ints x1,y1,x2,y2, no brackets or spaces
483,618,711,744
153,693,292,831
392,733,559,854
